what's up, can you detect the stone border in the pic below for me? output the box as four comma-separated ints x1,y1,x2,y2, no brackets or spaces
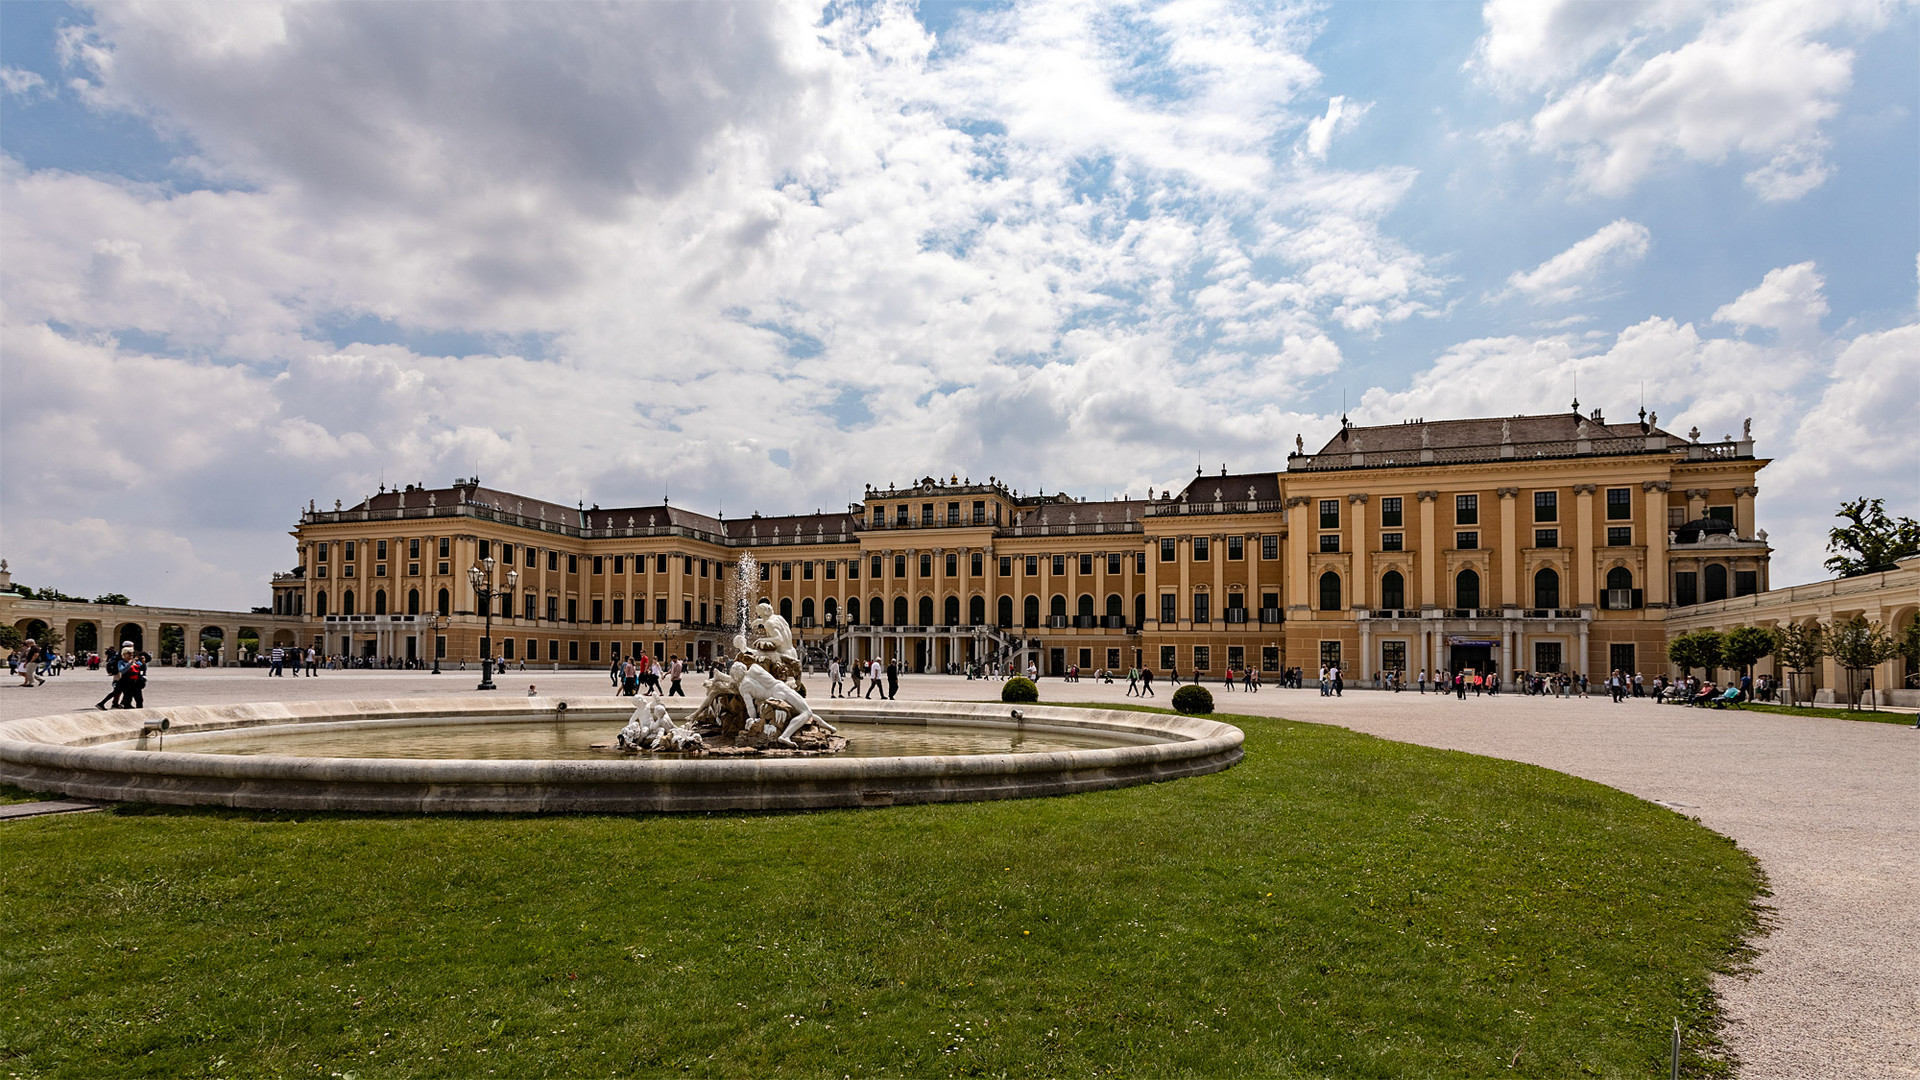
0,697,1242,813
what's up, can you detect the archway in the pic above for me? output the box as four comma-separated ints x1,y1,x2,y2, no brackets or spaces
969,596,985,625
200,626,227,662
1023,595,1039,628
407,589,420,615
1533,567,1560,609
870,596,885,625
239,627,262,661
116,623,145,651
374,590,388,615
1318,571,1341,611
1050,595,1067,618
801,597,815,623
1380,571,1405,610
1077,594,1094,618
1455,569,1480,610
943,595,960,626
779,597,793,621
823,597,838,624
893,595,909,626
997,595,1013,627
71,621,99,654
917,595,934,626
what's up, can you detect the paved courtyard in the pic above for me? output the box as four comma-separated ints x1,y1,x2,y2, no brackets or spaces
4,667,1914,1078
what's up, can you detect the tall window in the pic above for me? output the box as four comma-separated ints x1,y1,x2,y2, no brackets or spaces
1534,491,1558,522
1161,538,1177,561
408,589,420,615
1025,595,1041,627
871,597,885,625
1193,592,1210,623
1380,571,1405,610
1319,500,1340,529
1534,567,1560,608
971,552,983,575
1455,569,1480,609
920,554,933,577
1456,494,1478,524
1318,571,1342,611
1704,563,1729,602
1025,556,1038,575
1227,536,1244,560
1107,553,1121,574
437,588,450,616
1606,488,1633,519
1160,593,1177,623
1192,538,1210,561
1261,534,1279,559
1079,553,1093,574
895,596,910,625
1379,497,1402,527
997,596,1013,626
1051,555,1065,575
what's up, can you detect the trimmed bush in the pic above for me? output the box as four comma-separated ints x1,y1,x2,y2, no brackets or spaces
1172,685,1215,715
1001,676,1039,703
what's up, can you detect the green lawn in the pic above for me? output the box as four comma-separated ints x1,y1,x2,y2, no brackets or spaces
1729,701,1916,725
0,711,1762,1078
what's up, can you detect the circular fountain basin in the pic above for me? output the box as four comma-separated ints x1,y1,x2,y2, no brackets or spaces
0,697,1243,813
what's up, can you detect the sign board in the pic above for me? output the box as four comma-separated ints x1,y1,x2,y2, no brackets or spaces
1446,637,1497,647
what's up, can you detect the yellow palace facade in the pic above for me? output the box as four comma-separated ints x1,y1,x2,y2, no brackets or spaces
276,408,1771,682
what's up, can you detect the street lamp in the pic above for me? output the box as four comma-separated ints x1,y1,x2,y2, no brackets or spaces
423,611,447,675
468,556,517,691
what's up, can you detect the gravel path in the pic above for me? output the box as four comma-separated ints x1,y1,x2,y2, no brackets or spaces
5,668,1914,1076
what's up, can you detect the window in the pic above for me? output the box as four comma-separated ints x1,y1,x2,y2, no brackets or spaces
1227,536,1244,560
1160,645,1177,670
803,561,815,580
1455,569,1480,609
567,598,578,622
872,556,883,578
845,560,856,580
1161,538,1177,561
1707,505,1734,524
1379,497,1403,528
1193,646,1211,672
973,500,986,524
1534,491,1558,522
1382,641,1407,673
1160,593,1177,623
611,555,624,575
568,554,579,573
437,561,449,575
1262,646,1280,672
947,553,958,576
1318,571,1341,611
439,538,450,559
1107,648,1121,671
1735,570,1758,596
1136,552,1146,573
547,596,559,621
758,562,770,581
588,641,600,663
947,501,960,525
1193,592,1210,623
1023,595,1039,627
593,556,604,575
526,547,536,567
500,543,513,565
1025,555,1038,575
1607,488,1632,519
375,563,387,577
921,502,933,524
1380,571,1405,610
701,559,710,578
655,598,668,623
409,589,421,615
825,561,837,580
1610,644,1636,673
1534,567,1560,609
437,588,451,616
1050,555,1065,576
1381,532,1403,551
895,555,907,578
1456,494,1478,525
1606,526,1632,546
525,594,537,620
1319,500,1340,529
1319,641,1342,669
1193,537,1210,561
1319,534,1341,552
895,505,909,526
782,562,792,581
373,590,387,615
318,542,329,562
1079,553,1093,575
920,554,933,577
568,641,579,662
1261,534,1278,559
999,556,1012,575
971,552,983,576
548,551,559,571
592,599,604,624
1534,641,1562,673
375,540,388,560
1704,564,1729,602
342,589,356,616
1106,553,1121,575
997,595,1013,626
1456,531,1479,550
345,541,357,561
1535,529,1560,548
407,538,420,559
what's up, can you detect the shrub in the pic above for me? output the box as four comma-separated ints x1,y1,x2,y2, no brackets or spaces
1001,676,1038,704
1172,685,1214,715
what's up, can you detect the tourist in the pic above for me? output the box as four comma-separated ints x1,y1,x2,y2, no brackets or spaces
1318,664,1330,696
885,658,899,700
668,657,685,696
1244,667,1255,692
829,657,843,698
1140,667,1155,696
15,639,45,687
119,648,147,709
1126,666,1139,696
1332,665,1343,697
527,684,538,697
866,658,884,698
1222,666,1235,692
94,644,129,710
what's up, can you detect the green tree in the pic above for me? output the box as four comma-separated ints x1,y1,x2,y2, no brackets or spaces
33,586,84,602
0,625,21,653
1721,625,1778,679
1828,616,1898,708
1825,497,1920,577
1898,620,1920,688
1773,622,1827,672
92,593,132,605
1666,630,1725,676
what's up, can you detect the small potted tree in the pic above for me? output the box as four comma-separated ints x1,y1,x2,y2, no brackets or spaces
1772,622,1826,707
1827,616,1897,712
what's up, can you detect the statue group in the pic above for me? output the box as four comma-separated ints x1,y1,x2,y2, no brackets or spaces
614,601,843,756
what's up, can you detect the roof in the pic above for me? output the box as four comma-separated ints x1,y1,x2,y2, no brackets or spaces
351,483,579,524
1171,471,1283,504
1309,411,1672,457
1016,499,1144,528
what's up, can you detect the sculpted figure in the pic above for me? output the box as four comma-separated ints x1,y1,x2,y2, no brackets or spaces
731,660,835,746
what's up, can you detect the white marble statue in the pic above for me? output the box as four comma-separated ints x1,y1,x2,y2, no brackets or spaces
731,660,835,746
618,698,679,750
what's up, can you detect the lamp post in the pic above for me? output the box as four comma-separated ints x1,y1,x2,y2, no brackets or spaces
423,611,447,675
468,556,517,691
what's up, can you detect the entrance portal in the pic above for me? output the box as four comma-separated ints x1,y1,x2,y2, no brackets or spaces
1448,642,1494,675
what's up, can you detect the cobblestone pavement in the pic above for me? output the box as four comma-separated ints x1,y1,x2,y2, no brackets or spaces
4,669,1914,1077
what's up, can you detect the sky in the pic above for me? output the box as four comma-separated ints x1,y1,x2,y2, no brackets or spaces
1,0,1915,609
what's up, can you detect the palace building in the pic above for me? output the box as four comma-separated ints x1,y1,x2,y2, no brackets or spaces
275,407,1772,681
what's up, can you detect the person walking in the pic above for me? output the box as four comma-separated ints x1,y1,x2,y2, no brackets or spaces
667,657,686,696
885,658,899,700
1140,667,1155,697
1222,666,1236,692
268,645,284,677
1332,665,1343,697
849,660,863,697
865,658,884,698
15,639,46,687
829,657,844,698
1417,667,1427,694
94,645,128,710
119,648,147,709
1126,666,1139,696
304,646,318,676
1318,664,1330,697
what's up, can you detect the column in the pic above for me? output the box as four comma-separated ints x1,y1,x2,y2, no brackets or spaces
1685,487,1709,521
1643,481,1671,606
1095,546,1109,628
1358,621,1372,682
1732,485,1758,539
1573,484,1597,607
1499,623,1513,685
1210,535,1225,624
668,552,684,627
1177,537,1191,628
1284,500,1310,612
1145,537,1162,621
1577,619,1591,678
933,547,946,629
1347,495,1368,607
1497,487,1519,608
1416,491,1439,607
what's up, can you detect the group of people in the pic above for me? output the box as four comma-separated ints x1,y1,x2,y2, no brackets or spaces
607,654,685,697
264,646,322,675
824,657,901,699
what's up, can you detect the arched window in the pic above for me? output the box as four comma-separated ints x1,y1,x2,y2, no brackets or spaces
437,588,451,616
1704,564,1728,602
316,591,329,618
1455,569,1480,610
343,590,357,616
1534,568,1560,609
918,596,935,625
997,595,1013,627
1023,595,1040,627
944,596,960,625
823,597,838,622
1135,593,1146,626
1050,594,1067,617
894,595,910,625
800,598,815,620
407,589,420,615
870,596,886,625
969,596,985,625
1077,594,1095,617
1380,571,1405,610
374,590,388,615
1606,566,1634,591
779,597,793,620
1318,572,1341,611
1106,594,1123,617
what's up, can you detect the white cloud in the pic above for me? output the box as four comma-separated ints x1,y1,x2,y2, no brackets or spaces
1506,218,1651,302
1302,95,1370,160
1478,0,1890,199
1711,260,1828,338
0,66,49,97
